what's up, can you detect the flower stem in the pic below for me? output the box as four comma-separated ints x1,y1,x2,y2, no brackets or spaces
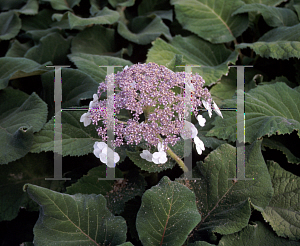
116,119,189,173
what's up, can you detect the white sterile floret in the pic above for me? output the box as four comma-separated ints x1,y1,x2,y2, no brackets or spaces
89,94,98,109
140,150,153,162
93,141,120,167
212,101,223,118
180,121,198,139
194,136,205,155
197,114,206,127
152,151,168,164
202,100,212,118
80,112,91,127
124,65,129,70
157,141,165,152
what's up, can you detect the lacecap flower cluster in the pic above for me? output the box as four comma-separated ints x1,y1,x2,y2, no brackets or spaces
80,63,223,167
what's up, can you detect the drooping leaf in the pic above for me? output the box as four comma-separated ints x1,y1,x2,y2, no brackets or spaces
147,35,238,87
23,183,127,245
117,15,172,45
67,7,120,28
262,135,300,164
170,0,248,43
136,176,201,246
207,82,300,143
21,8,56,31
0,10,21,40
176,140,273,237
0,57,50,90
0,152,64,222
14,0,39,15
138,0,171,15
24,32,72,65
219,221,300,246
40,0,81,11
5,40,33,57
262,161,300,240
0,88,48,164
108,0,135,8
68,53,132,82
71,25,115,55
236,23,300,59
232,3,299,27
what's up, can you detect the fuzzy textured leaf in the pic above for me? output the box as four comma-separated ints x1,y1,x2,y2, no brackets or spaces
23,184,127,245
136,176,201,246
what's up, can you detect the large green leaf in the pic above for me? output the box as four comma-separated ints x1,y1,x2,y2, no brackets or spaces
136,176,201,246
108,0,135,8
0,88,48,164
242,0,286,5
219,221,300,246
0,10,21,40
24,32,72,65
262,161,300,240
138,0,171,16
5,40,33,57
0,57,50,90
177,140,273,238
207,82,300,143
23,183,127,245
14,0,39,15
40,0,81,11
232,3,299,27
71,25,115,55
21,8,56,31
67,166,146,215
117,15,172,45
66,7,120,29
68,53,132,82
0,152,64,222
146,35,238,86
170,0,248,43
236,23,300,59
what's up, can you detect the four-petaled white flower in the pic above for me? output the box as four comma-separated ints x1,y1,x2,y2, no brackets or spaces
152,151,168,164
212,101,223,118
180,120,198,140
124,65,129,70
140,150,153,162
93,141,120,167
80,112,91,127
197,114,206,127
194,136,205,155
202,100,212,118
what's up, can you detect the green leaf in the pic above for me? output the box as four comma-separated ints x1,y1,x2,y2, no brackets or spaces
68,53,132,82
0,10,21,40
23,183,127,245
108,0,135,8
24,32,71,65
236,41,300,60
0,57,50,90
14,0,39,15
177,140,273,235
236,23,300,59
5,40,32,57
71,25,115,55
146,35,238,86
67,7,120,29
138,0,171,16
136,176,201,246
232,3,299,27
207,82,300,143
30,111,100,157
170,0,248,43
0,0,27,11
0,88,48,164
21,8,56,31
219,221,300,246
117,15,172,45
0,152,64,222
66,166,146,215
243,0,287,6
262,161,300,240
40,0,81,11
262,136,300,164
